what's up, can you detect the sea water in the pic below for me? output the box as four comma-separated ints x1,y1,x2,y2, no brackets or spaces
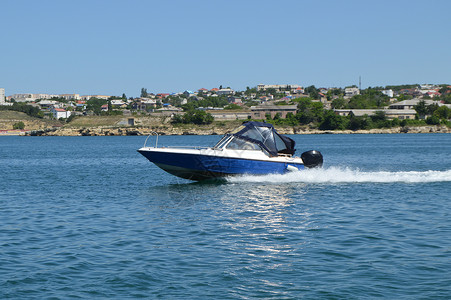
1,134,450,299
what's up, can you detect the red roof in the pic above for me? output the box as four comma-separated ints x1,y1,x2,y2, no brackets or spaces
54,108,66,112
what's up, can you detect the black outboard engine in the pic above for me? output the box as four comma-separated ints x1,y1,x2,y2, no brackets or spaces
301,150,323,168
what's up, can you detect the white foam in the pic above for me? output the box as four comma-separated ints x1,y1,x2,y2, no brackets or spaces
226,167,451,184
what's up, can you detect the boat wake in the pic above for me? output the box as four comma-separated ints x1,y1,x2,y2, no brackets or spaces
226,167,451,184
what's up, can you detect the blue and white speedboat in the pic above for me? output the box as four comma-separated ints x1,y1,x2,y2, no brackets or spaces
138,121,323,181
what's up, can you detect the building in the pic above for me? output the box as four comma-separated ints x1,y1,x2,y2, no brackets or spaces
344,87,360,98
388,98,436,110
382,89,394,98
132,98,156,111
208,111,250,120
257,84,302,92
217,88,234,95
250,105,297,119
334,109,417,120
227,96,242,104
51,108,71,119
110,100,127,108
183,91,194,97
0,88,5,103
10,93,35,102
60,94,81,101
38,100,59,109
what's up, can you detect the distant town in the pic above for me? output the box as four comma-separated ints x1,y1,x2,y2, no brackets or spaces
1,83,451,133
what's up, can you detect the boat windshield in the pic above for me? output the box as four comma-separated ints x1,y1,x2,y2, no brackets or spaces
214,135,232,149
214,135,262,151
225,137,261,150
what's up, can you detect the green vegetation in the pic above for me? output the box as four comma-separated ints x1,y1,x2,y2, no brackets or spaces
0,102,44,118
224,104,243,110
346,88,390,109
86,98,107,115
171,110,214,125
263,98,427,131
414,99,451,124
13,121,25,130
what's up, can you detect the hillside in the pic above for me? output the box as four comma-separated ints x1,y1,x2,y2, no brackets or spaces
0,111,61,131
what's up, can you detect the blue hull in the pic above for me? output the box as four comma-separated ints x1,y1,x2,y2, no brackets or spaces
138,150,304,181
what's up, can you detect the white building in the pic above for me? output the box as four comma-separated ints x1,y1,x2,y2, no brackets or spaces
60,94,81,101
0,88,5,103
51,108,71,119
217,88,235,95
344,87,360,98
10,93,35,102
257,84,302,92
382,89,394,98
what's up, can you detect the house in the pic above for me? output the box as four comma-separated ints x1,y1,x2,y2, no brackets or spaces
257,84,302,92
38,100,59,110
250,105,297,119
293,87,304,94
382,89,394,98
227,96,242,104
132,98,156,111
101,104,108,112
217,88,234,95
344,87,360,98
110,100,127,108
156,93,170,99
51,108,71,119
183,90,194,97
399,89,421,98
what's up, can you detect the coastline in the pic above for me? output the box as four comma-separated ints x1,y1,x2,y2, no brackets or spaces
21,124,451,136
2,112,450,136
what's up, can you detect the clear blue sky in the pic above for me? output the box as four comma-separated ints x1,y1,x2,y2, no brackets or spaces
1,0,450,97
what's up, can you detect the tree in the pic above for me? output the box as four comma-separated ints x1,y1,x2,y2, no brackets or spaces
172,110,214,125
13,122,25,130
414,100,428,118
371,111,387,122
319,111,346,130
87,98,107,115
331,98,346,109
140,88,148,98
433,106,451,120
305,85,319,99
426,116,440,125
295,98,325,125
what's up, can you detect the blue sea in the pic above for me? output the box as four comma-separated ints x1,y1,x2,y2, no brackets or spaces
1,134,451,299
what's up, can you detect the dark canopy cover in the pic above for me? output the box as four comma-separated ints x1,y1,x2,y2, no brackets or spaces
232,121,296,156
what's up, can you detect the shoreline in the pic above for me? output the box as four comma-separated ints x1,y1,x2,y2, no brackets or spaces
2,112,450,136
16,124,451,136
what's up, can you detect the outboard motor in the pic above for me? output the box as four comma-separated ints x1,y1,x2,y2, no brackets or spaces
301,150,323,168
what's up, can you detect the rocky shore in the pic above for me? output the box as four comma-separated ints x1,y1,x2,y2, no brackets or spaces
26,124,451,136
2,112,450,136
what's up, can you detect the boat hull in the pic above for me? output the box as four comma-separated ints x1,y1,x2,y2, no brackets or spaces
138,148,304,181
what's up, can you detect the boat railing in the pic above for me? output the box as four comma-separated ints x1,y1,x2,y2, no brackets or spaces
160,146,211,150
143,133,210,150
143,132,160,148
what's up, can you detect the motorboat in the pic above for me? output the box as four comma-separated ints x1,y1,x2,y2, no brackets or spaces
138,121,323,181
